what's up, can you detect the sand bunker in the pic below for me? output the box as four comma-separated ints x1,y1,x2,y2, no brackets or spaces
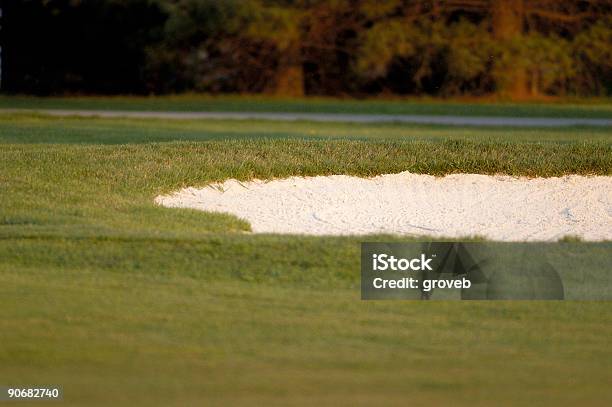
155,172,612,241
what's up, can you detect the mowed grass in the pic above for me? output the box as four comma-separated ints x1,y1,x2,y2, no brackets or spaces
2,113,612,145
1,94,612,118
1,112,611,406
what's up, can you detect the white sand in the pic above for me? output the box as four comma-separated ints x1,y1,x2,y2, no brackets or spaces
155,172,612,241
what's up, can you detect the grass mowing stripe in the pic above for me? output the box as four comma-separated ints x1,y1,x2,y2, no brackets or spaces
2,113,612,144
1,95,611,118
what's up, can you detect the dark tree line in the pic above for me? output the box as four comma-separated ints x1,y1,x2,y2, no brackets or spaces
2,0,611,97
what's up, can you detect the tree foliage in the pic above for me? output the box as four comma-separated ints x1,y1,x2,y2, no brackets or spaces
2,0,611,97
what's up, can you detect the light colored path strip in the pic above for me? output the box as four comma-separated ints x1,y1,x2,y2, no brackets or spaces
2,108,611,127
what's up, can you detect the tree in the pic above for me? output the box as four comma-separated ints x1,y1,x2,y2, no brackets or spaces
490,0,528,97
355,0,611,98
572,18,612,95
244,4,304,96
453,0,610,97
148,0,306,95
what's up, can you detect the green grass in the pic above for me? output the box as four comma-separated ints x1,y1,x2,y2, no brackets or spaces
1,94,612,118
2,113,612,145
1,112,611,406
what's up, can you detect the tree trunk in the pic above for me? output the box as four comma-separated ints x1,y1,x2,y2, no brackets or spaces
274,63,304,97
491,0,528,98
530,69,540,97
271,43,304,97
